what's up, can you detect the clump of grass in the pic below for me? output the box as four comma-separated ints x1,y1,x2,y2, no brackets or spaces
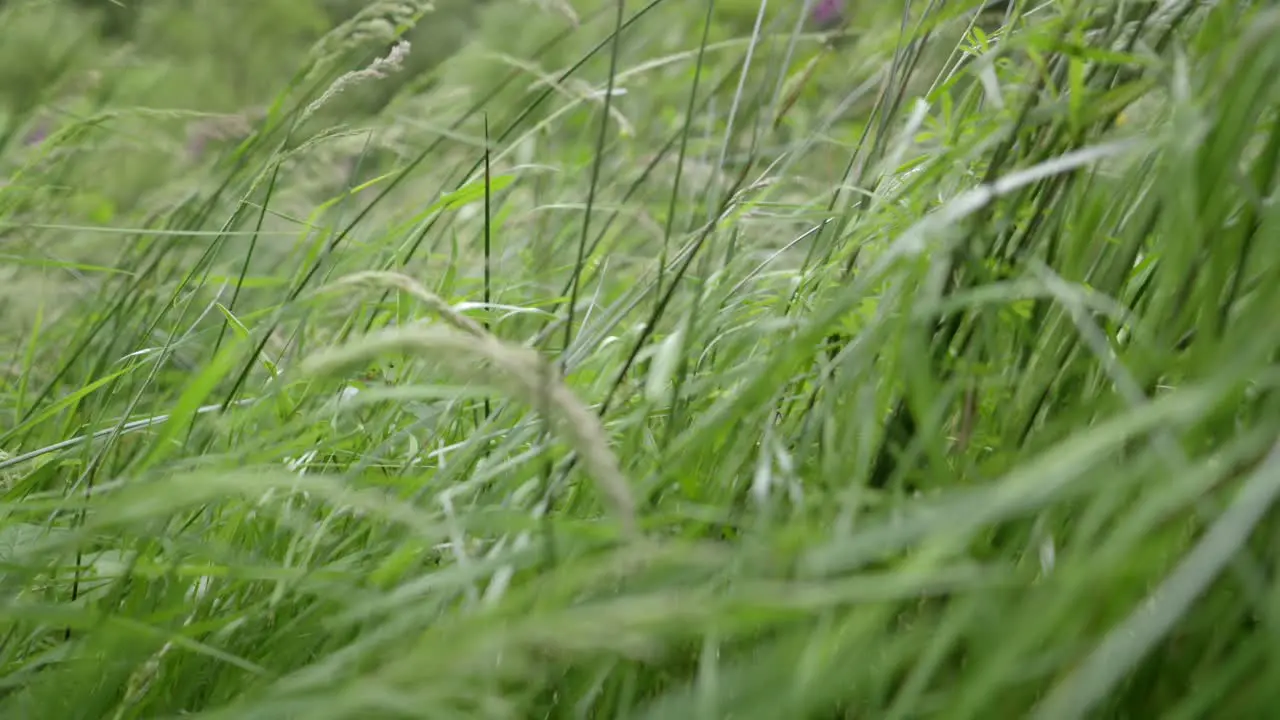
2,0,1280,718
305,271,638,538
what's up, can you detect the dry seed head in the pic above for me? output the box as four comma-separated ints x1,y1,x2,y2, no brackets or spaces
304,272,640,539
310,0,432,62
302,40,412,123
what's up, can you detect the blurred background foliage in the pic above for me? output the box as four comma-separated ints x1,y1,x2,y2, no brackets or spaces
0,0,996,359
0,0,878,195
0,0,876,273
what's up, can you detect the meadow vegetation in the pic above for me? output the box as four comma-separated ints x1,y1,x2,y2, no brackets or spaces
2,0,1279,717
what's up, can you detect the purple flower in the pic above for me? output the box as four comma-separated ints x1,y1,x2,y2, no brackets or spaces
24,121,50,147
811,0,845,29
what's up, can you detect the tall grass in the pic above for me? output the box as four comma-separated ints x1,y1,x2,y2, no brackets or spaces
2,0,1279,717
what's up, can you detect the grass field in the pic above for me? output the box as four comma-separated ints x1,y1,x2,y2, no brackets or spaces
2,0,1280,717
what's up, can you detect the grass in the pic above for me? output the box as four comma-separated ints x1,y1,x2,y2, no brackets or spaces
2,0,1280,717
